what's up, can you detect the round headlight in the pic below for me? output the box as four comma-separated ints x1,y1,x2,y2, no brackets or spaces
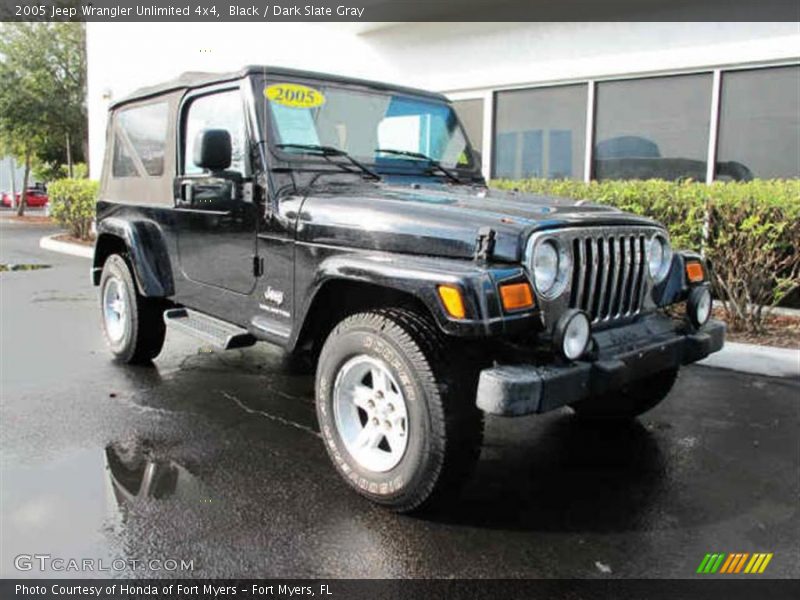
533,240,560,295
648,235,672,283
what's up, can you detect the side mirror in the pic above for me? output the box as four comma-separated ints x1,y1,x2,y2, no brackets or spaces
193,129,232,171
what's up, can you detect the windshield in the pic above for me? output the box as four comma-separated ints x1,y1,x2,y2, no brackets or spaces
263,81,475,172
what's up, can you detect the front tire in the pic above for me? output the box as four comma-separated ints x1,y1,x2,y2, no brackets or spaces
100,254,166,364
315,308,483,513
570,367,679,420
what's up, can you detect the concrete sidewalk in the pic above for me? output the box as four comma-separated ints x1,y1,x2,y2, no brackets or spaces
39,232,94,258
699,341,799,379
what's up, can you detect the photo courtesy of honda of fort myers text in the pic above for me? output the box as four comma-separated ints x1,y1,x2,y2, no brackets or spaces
0,1,799,599
15,583,336,597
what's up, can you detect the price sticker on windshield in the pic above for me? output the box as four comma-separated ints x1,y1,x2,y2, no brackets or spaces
265,83,325,109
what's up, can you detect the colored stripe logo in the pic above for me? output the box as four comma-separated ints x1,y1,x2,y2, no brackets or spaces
696,552,773,574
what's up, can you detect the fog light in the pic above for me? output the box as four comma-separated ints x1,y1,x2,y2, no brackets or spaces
687,286,712,328
553,309,591,361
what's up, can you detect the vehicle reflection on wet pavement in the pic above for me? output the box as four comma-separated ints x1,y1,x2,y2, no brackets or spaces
2,220,798,579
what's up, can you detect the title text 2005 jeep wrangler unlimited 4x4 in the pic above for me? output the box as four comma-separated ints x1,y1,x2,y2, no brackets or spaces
94,67,724,512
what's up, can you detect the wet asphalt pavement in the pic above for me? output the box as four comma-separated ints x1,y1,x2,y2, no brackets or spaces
1,216,798,580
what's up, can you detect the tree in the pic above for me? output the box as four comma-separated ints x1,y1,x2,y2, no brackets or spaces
0,22,87,215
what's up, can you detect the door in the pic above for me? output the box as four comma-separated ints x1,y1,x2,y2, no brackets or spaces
174,87,257,295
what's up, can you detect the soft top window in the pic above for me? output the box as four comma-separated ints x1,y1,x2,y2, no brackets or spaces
112,102,169,178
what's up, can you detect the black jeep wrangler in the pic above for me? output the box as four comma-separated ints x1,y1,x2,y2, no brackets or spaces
93,66,724,512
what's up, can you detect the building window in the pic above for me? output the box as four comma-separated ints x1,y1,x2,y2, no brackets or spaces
112,102,168,178
452,99,484,154
716,65,800,180
493,84,587,180
593,74,712,181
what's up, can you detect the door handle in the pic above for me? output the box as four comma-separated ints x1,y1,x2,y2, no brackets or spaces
175,182,193,207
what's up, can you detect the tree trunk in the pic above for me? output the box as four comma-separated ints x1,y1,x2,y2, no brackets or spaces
82,138,89,175
16,149,31,217
66,132,73,178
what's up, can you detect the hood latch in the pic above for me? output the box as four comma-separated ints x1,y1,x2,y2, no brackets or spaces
474,227,496,264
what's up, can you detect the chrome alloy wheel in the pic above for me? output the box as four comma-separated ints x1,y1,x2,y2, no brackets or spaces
332,355,409,473
102,276,128,343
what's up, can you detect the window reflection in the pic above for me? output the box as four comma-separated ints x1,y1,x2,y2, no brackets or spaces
494,84,586,180
593,74,712,181
452,98,484,153
717,66,800,180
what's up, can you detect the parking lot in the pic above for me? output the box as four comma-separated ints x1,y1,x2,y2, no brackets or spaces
1,217,798,579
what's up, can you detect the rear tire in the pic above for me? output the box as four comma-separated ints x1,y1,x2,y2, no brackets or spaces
570,367,679,420
100,254,166,364
315,308,484,513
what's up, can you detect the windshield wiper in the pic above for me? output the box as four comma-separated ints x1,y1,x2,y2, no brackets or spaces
374,148,463,184
276,143,380,181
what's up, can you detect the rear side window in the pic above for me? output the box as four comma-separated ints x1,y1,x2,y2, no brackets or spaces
112,102,169,177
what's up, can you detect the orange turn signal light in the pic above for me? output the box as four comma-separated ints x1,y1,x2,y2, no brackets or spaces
686,261,705,283
500,282,535,312
438,285,466,319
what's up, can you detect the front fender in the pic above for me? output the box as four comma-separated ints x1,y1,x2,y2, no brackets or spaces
654,249,711,306
93,217,174,297
295,251,538,342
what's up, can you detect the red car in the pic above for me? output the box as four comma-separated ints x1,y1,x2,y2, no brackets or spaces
1,187,49,208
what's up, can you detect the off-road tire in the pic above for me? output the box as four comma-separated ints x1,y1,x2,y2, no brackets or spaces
100,254,166,364
570,367,679,419
315,308,484,513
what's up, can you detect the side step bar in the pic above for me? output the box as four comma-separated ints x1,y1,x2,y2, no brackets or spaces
164,308,256,350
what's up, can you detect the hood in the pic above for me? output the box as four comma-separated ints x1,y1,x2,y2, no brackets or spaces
293,183,660,263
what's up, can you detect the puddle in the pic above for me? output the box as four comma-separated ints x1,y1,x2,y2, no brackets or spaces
105,438,204,508
0,263,52,272
1,438,206,577
31,293,93,303
0,448,118,577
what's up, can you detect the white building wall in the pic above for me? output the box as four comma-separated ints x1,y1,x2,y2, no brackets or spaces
87,22,800,178
0,156,25,193
87,23,386,176
361,22,799,93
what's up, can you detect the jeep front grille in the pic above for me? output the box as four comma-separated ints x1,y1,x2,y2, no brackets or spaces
569,233,649,323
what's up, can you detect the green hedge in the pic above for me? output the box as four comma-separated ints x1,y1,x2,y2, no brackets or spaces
49,178,99,241
491,179,800,332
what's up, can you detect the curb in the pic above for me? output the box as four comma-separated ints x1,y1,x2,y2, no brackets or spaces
698,341,799,379
39,234,93,259
712,300,800,319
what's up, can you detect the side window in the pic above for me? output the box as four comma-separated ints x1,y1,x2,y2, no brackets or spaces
183,90,247,175
112,102,168,178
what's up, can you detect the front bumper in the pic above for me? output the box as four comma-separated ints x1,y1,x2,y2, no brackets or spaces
476,316,725,416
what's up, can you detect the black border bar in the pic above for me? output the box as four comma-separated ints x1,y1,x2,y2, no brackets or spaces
1,0,799,22
3,579,800,600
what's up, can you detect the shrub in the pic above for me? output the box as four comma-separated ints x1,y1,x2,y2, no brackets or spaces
705,181,800,332
491,178,800,333
48,178,98,241
33,161,89,183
